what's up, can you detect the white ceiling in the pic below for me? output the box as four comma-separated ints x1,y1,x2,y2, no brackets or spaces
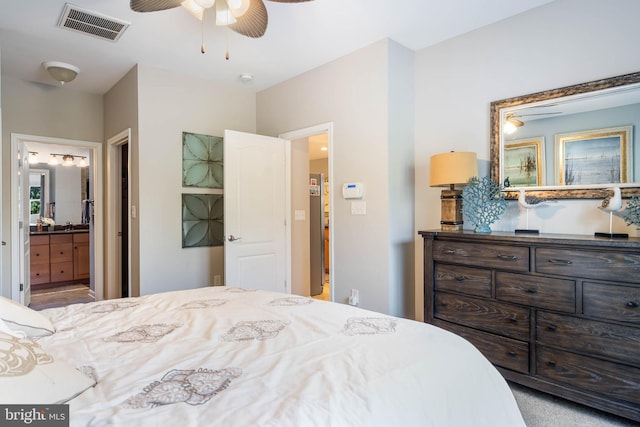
0,0,554,95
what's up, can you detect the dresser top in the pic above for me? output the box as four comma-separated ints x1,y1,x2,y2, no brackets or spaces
419,229,640,249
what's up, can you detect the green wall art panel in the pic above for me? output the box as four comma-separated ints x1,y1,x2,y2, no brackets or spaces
182,194,224,248
182,132,223,188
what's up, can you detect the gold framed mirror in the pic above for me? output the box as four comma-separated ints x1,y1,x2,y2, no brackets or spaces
490,71,640,200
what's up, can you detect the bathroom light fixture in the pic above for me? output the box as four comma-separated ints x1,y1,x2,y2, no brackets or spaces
77,157,89,168
49,153,90,167
42,61,80,85
28,151,39,164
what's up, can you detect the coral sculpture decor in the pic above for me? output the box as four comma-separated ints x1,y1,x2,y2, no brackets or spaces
462,176,507,233
623,195,640,230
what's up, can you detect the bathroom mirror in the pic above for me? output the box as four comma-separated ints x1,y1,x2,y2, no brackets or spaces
490,71,640,199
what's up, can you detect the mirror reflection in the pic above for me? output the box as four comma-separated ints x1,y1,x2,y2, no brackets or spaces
27,151,90,226
490,72,640,199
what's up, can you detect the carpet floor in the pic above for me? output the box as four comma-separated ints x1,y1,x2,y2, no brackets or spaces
509,382,637,426
29,284,94,311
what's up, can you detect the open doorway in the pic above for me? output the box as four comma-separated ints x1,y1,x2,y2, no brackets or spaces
10,133,104,309
106,129,132,300
279,123,333,301
309,134,330,301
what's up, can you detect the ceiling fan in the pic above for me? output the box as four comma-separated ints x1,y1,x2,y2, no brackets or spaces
130,0,313,40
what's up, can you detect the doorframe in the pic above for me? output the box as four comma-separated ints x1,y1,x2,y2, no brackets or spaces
10,133,104,302
279,122,334,301
106,129,132,300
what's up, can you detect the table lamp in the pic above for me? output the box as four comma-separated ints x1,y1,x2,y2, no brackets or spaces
429,151,478,230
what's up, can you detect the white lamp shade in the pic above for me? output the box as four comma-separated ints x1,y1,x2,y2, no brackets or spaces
429,151,478,187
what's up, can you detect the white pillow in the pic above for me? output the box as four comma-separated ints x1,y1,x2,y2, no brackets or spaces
0,331,96,404
0,296,55,337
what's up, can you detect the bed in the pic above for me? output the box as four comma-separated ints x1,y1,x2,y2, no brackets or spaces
1,286,526,426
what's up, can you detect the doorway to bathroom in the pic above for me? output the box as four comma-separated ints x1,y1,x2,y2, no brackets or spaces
10,133,104,308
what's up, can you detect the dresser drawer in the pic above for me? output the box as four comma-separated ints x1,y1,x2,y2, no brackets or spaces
433,241,529,272
496,272,575,313
30,245,50,265
537,345,640,405
537,311,640,365
50,243,73,263
434,292,530,341
434,264,491,298
73,232,89,243
30,264,50,285
535,248,640,283
435,319,529,374
50,261,74,282
583,282,640,324
30,235,49,245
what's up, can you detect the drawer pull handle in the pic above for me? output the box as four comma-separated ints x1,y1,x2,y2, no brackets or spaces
455,275,465,282
627,301,639,308
508,351,517,357
526,288,538,294
509,316,518,323
547,361,557,367
497,254,518,261
547,324,557,331
442,249,456,255
547,258,572,265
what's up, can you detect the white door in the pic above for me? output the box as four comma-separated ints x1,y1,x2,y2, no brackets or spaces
224,130,288,293
17,142,31,306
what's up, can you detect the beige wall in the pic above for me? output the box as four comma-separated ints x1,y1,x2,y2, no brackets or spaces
1,74,103,298
135,65,256,296
413,0,640,320
257,39,415,317
104,66,140,298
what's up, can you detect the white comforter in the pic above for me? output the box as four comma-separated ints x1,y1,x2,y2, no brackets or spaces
38,287,525,427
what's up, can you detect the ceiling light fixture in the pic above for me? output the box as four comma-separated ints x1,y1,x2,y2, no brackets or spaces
42,61,80,85
62,155,75,167
239,73,254,83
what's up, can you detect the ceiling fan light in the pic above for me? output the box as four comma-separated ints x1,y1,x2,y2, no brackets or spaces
194,0,216,9
504,121,517,135
228,0,250,17
216,0,237,25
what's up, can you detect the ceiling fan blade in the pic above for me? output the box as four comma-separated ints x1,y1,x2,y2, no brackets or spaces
228,0,268,38
130,0,183,13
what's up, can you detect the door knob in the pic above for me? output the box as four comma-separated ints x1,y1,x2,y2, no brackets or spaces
227,235,242,242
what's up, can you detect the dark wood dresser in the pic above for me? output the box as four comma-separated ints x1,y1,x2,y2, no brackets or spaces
420,230,640,422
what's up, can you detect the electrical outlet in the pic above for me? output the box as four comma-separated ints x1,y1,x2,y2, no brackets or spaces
214,275,222,286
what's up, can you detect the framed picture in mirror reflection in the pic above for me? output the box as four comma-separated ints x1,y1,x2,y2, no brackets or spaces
504,137,545,187
555,126,633,186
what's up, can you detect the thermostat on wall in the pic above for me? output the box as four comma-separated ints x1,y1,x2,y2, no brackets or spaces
342,182,364,199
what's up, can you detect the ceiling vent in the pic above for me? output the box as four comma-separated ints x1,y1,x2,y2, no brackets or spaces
57,3,130,42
